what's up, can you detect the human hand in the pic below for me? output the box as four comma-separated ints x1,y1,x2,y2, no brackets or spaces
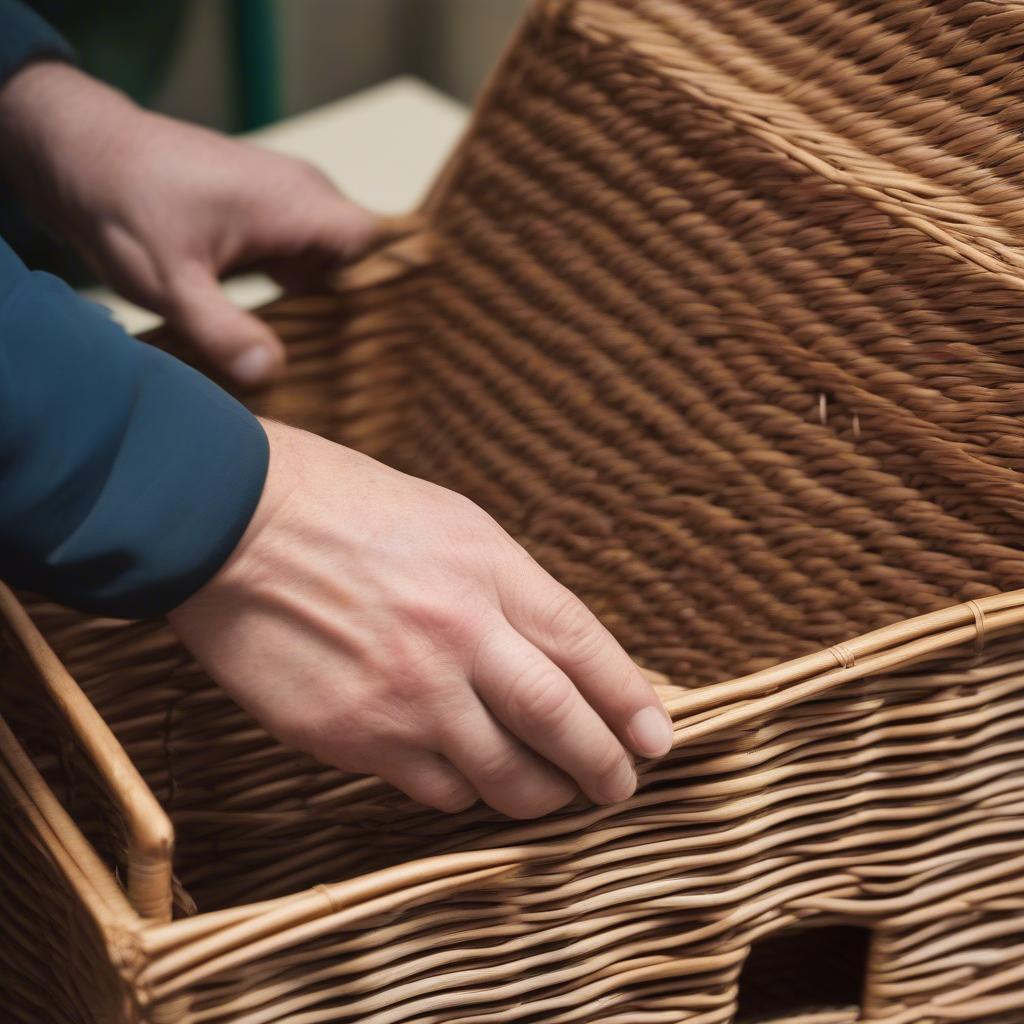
167,420,675,818
0,61,377,385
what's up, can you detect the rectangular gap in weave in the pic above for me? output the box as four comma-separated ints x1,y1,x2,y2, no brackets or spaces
735,923,869,1022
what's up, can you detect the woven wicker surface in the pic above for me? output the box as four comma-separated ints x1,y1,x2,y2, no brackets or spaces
391,0,1024,685
7,591,1024,1023
4,1,1024,1021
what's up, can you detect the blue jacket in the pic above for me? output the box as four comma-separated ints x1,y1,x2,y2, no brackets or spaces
0,1,268,617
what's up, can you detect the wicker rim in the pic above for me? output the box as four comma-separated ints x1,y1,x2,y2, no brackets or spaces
663,589,1024,744
0,583,174,923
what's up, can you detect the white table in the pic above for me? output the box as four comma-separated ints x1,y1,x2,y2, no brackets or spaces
82,76,469,335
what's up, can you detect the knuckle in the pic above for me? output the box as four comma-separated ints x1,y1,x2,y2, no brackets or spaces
367,633,450,701
507,668,574,728
401,597,480,648
545,589,601,651
387,655,443,702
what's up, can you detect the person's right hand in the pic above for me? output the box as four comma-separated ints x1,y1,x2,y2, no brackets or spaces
167,419,674,818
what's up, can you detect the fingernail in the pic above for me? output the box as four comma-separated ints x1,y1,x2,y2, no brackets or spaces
230,346,277,385
628,706,674,758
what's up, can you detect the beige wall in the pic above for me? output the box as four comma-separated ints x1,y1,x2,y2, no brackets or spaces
403,0,527,105
152,0,526,130
152,1,232,128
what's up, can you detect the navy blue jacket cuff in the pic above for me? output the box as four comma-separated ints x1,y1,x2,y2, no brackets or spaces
0,1,75,89
0,240,269,618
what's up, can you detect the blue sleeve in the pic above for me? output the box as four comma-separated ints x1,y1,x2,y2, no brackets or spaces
0,1,74,87
0,238,269,618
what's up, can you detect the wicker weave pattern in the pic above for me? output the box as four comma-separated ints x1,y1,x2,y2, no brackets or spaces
395,0,1024,683
9,595,1024,1023
4,1,1024,1022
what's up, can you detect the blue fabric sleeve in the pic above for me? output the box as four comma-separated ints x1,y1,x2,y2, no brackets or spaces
0,238,269,618
0,1,74,88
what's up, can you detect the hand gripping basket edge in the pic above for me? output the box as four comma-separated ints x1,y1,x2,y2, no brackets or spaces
6,1,1024,1021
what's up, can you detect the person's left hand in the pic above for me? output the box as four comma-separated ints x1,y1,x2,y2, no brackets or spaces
0,61,378,385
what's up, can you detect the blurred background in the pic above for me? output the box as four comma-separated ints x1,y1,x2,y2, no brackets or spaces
31,0,527,129
10,0,526,282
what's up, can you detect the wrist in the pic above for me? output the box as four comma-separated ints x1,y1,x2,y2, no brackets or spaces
169,418,298,614
0,61,143,236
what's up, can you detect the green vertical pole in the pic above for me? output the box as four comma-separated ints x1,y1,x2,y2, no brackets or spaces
230,0,280,131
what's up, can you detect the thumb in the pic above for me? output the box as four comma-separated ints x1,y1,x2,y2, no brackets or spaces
165,265,286,386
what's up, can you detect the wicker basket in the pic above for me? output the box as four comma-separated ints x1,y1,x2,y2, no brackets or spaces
5,1,1024,1021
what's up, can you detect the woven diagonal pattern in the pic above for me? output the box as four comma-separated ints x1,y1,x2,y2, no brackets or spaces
394,0,1024,683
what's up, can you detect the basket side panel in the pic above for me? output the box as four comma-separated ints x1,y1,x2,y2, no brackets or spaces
142,635,1024,1023
388,0,1024,684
